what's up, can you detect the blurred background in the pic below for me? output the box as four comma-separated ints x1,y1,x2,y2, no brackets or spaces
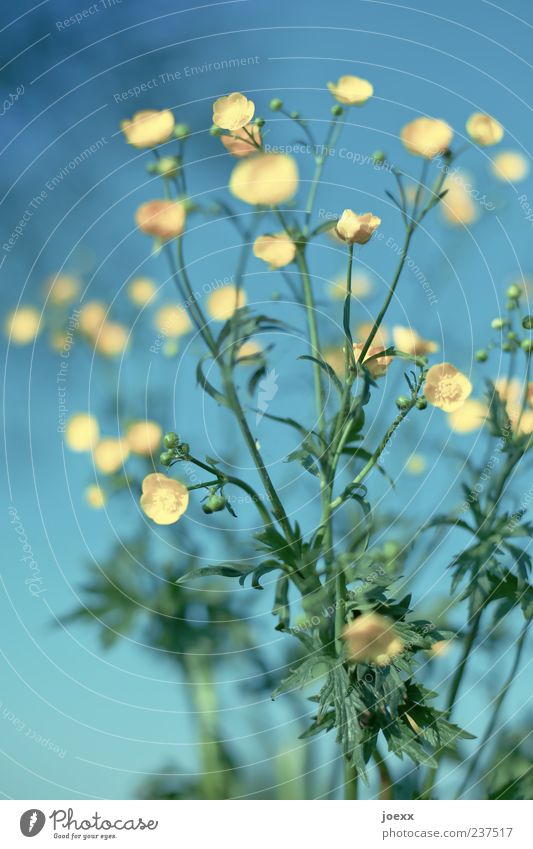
1,0,532,799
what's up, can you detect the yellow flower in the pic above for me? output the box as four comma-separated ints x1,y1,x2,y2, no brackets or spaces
253,232,296,268
336,210,381,244
5,306,41,344
126,420,162,456
430,640,452,657
85,484,106,509
135,200,186,240
65,413,100,452
94,322,129,356
237,340,263,360
212,92,255,130
49,330,69,353
441,170,477,226
140,472,189,525
79,301,106,337
447,398,487,433
353,343,392,377
466,112,504,146
45,274,80,305
121,109,175,148
425,362,472,412
491,151,529,182
128,277,157,306
93,438,130,474
220,124,261,157
406,453,426,475
327,75,373,105
323,346,344,376
495,378,533,434
207,285,247,321
155,304,192,337
329,272,373,300
342,613,404,666
401,117,453,159
230,153,298,205
392,325,438,356
356,322,389,347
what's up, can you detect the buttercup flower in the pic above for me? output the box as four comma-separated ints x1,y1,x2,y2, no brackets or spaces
135,200,186,240
327,75,373,105
253,233,296,268
495,378,533,434
155,304,192,337
93,438,130,474
441,170,477,226
400,117,453,159
430,640,452,657
128,277,157,306
45,274,80,305
121,109,175,148
220,124,261,157
342,613,404,666
85,484,106,509
212,92,255,131
353,343,392,377
491,151,529,183
5,306,41,344
424,362,473,412
336,210,381,244
207,285,247,321
447,398,487,433
230,153,298,205
126,420,162,456
94,322,129,357
466,112,504,147
323,346,344,376
140,472,189,525
79,301,107,337
329,271,373,300
406,453,426,475
357,322,389,347
392,325,438,356
237,340,263,359
65,413,100,452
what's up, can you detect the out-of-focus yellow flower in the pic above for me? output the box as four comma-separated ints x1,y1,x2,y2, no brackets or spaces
425,362,472,412
65,413,100,452
85,484,106,509
212,92,254,130
430,640,452,657
45,274,81,305
140,472,189,524
406,453,426,475
230,153,298,205
329,272,373,300
336,210,381,244
163,340,179,357
342,613,404,666
94,322,129,356
392,325,438,356
356,322,389,347
237,339,262,360
253,232,296,268
126,420,162,456
135,200,186,240
121,109,175,148
466,112,503,146
401,117,453,159
5,306,41,345
323,346,344,376
220,124,261,157
128,277,157,306
327,75,373,105
155,304,192,337
207,285,247,321
49,330,69,352
353,343,392,377
447,398,487,433
79,301,106,337
495,378,533,434
93,438,130,474
491,151,529,182
441,169,477,226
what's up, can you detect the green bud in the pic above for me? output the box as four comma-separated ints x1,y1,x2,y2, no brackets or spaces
156,156,180,178
491,318,508,330
507,331,519,341
146,162,158,174
396,395,411,411
202,493,227,514
502,342,514,352
209,125,223,136
290,111,300,120
521,338,533,354
522,315,533,330
255,117,265,128
331,104,343,117
506,299,518,311
506,283,522,300
372,150,386,165
269,98,283,111
179,442,190,456
163,431,179,449
160,450,174,466
174,123,189,140
475,349,488,362
416,397,428,410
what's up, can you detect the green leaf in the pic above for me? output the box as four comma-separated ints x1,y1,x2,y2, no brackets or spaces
196,358,228,407
272,655,333,699
298,354,343,394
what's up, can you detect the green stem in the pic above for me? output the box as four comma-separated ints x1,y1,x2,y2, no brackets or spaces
304,115,343,235
344,759,358,800
186,454,273,527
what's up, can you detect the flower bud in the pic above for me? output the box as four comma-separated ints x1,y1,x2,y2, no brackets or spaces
522,315,533,330
202,493,227,514
372,150,386,165
336,209,381,244
491,317,507,330
415,397,427,410
163,431,179,449
174,123,189,139
155,156,180,178
506,284,521,300
210,125,223,136
269,98,283,111
255,117,265,128
396,395,411,410
331,105,343,117
475,349,489,362
506,299,518,311
521,338,533,354
502,342,514,352
290,111,300,119
179,442,190,456
160,450,174,466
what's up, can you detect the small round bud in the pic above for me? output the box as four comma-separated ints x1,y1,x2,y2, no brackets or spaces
521,338,533,354
507,331,518,341
502,342,514,352
179,442,190,456
209,125,222,136
202,493,227,514
160,450,174,466
415,397,427,410
372,150,386,165
269,98,283,111
396,395,411,411
255,117,265,128
522,315,533,330
146,162,158,174
156,156,179,178
491,318,507,330
174,123,189,140
163,431,179,449
506,299,518,311
331,104,343,117
475,349,488,362
506,284,521,300
290,111,300,120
